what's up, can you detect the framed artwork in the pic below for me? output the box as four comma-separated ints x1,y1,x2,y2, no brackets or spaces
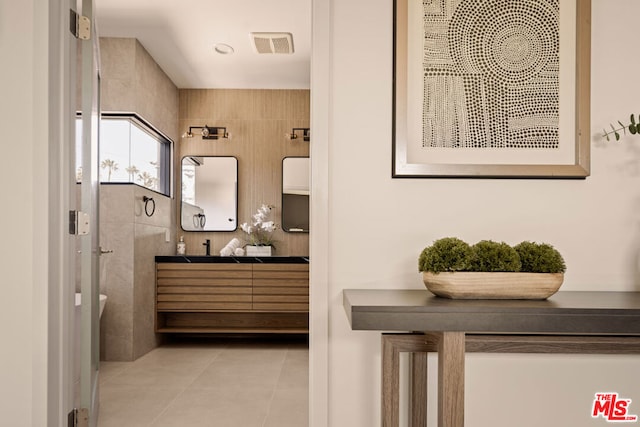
392,0,591,178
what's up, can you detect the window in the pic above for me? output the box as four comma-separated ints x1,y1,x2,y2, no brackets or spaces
76,114,172,196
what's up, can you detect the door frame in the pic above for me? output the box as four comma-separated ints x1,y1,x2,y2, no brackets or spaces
45,0,77,424
39,0,334,424
309,0,331,426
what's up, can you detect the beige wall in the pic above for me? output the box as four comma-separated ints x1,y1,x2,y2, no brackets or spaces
100,37,179,142
178,89,310,256
99,185,174,361
98,37,179,361
99,35,179,246
317,0,640,426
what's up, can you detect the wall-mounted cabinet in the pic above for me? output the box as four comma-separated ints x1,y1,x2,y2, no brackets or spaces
155,257,309,333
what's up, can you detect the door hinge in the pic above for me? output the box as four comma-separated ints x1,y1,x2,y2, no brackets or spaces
70,9,91,40
67,408,88,427
67,408,76,427
69,210,90,235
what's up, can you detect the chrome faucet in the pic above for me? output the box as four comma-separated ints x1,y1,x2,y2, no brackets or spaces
203,239,211,256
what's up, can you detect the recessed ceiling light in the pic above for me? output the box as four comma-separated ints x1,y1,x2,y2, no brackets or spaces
214,43,235,55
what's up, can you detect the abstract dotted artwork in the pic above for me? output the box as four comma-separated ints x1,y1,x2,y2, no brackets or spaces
422,0,560,149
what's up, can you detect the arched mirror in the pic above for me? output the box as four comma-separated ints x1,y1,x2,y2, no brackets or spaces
181,156,238,231
282,156,310,232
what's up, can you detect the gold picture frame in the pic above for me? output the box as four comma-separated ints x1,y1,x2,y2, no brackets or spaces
392,0,591,178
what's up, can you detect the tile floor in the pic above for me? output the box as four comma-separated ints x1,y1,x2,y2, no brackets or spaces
97,336,309,427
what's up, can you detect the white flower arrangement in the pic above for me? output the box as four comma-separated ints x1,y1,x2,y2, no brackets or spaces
240,204,278,247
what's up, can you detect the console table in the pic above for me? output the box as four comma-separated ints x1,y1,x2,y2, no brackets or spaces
343,290,640,427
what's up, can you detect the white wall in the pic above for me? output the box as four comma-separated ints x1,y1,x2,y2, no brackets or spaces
0,0,51,425
321,0,640,426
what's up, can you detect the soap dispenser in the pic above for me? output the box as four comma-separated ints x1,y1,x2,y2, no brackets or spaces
177,236,186,255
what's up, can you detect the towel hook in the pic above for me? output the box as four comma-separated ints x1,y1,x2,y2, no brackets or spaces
143,196,155,217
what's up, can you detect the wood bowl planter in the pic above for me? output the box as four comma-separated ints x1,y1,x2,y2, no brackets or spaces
422,272,564,300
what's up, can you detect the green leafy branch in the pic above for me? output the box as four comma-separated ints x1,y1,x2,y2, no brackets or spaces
603,114,640,141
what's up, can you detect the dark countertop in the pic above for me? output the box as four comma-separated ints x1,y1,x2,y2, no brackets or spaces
343,289,640,335
155,255,309,264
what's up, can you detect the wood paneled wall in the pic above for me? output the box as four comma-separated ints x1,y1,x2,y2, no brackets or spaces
177,89,310,256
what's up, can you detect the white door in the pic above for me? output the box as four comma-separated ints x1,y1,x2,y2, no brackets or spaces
75,0,101,424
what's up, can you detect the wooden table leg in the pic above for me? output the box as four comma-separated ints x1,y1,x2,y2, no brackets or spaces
381,334,434,427
409,352,428,427
437,332,465,427
380,333,640,427
382,334,400,427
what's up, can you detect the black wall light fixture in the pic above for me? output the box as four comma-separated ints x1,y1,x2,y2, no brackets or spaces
286,127,310,142
182,125,230,140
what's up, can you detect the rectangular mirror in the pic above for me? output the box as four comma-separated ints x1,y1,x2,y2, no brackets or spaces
181,156,238,231
282,157,310,232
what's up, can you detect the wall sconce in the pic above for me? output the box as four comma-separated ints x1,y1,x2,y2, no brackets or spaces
286,127,310,142
182,125,230,140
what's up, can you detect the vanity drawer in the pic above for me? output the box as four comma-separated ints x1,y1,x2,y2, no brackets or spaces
155,261,309,332
252,264,309,311
157,263,253,311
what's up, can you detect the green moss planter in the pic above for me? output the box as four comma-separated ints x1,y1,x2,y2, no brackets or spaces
419,238,567,299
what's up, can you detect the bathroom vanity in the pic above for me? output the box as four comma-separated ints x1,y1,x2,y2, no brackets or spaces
155,256,309,333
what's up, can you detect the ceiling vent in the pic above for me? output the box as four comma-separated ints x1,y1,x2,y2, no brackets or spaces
250,32,294,54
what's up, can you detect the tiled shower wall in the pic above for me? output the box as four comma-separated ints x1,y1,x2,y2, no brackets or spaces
98,37,179,361
100,37,179,142
100,184,173,361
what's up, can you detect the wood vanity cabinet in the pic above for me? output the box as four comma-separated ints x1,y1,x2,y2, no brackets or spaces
155,259,309,333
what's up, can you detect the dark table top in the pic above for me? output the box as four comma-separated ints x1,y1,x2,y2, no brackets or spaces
343,290,640,335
